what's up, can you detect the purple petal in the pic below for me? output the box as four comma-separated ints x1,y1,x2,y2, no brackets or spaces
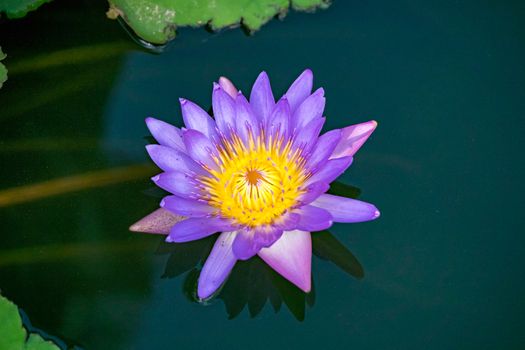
267,98,291,139
311,194,380,223
198,231,238,299
306,129,342,171
297,181,330,205
292,88,325,130
218,76,238,99
152,172,198,198
273,211,301,231
294,205,333,231
146,145,206,175
284,69,313,112
182,129,219,171
166,217,235,243
232,226,283,260
249,71,275,123
212,83,236,135
179,98,218,141
145,117,185,152
231,229,257,260
330,120,378,159
235,94,259,145
292,117,325,155
161,195,215,217
258,230,312,292
305,156,353,186
129,208,185,235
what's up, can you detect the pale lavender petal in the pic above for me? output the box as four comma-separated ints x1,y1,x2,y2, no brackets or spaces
249,71,275,123
306,129,342,171
305,156,353,186
145,117,185,152
129,208,185,235
151,172,198,198
292,88,325,130
297,181,330,205
182,129,219,170
166,217,235,243
330,120,378,159
294,205,333,231
235,94,259,145
218,76,238,99
258,230,312,292
284,69,313,112
292,117,325,155
161,195,215,217
179,98,218,141
311,194,380,223
212,83,236,135
198,231,238,299
146,145,206,175
267,98,291,139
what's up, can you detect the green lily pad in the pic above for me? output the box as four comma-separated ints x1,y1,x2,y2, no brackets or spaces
0,0,53,19
0,46,7,89
107,0,331,44
0,294,60,350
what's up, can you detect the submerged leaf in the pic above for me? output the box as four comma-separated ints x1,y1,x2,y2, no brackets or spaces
107,0,331,44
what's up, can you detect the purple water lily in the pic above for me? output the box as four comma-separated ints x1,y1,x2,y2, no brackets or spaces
131,70,379,299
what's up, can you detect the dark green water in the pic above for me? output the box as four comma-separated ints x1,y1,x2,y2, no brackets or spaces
1,0,524,349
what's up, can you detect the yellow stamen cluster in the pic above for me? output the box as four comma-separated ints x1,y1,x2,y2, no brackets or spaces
199,133,308,227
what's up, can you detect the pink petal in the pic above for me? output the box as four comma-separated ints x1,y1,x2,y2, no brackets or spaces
330,120,377,159
198,231,238,299
129,208,185,235
258,230,312,292
218,76,238,99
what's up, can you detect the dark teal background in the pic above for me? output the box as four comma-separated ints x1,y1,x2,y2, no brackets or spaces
1,0,524,348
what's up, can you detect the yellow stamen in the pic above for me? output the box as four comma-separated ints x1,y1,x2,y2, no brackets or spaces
199,133,307,227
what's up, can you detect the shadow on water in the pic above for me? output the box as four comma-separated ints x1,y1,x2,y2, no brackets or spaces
157,181,364,321
157,230,363,321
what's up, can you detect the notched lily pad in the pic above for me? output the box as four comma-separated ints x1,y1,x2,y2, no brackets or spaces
0,0,53,19
107,0,331,44
0,46,7,89
0,294,61,350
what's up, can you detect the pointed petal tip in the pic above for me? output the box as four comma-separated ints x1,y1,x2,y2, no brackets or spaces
197,285,215,300
374,208,381,219
129,208,185,235
213,82,221,90
179,97,187,105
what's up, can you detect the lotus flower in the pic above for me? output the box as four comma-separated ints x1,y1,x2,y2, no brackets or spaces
131,70,379,299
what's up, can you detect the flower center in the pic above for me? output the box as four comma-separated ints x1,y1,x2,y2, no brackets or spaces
199,133,307,227
245,169,263,185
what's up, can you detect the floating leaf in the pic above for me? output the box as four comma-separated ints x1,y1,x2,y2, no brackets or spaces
107,0,331,44
0,0,53,19
0,295,60,349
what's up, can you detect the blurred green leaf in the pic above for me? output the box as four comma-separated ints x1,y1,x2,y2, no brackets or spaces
0,294,60,349
0,46,6,88
0,0,52,18
107,0,331,44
